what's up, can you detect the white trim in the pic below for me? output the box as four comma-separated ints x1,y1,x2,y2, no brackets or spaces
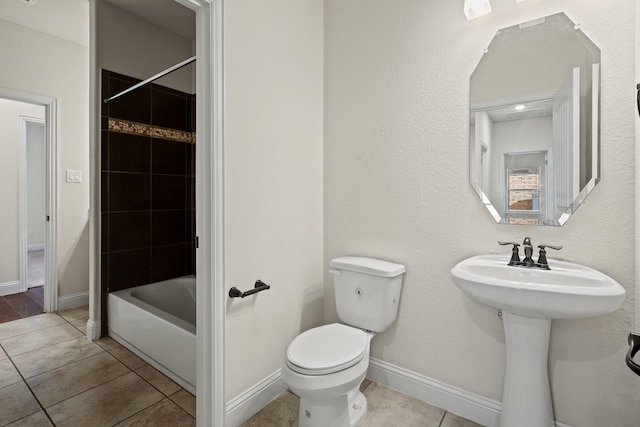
367,358,572,427
173,0,226,426
19,116,46,293
0,89,57,312
226,369,288,426
0,281,22,297
57,291,89,311
367,358,501,427
86,319,101,341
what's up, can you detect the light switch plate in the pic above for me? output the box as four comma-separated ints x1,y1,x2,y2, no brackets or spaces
66,170,82,183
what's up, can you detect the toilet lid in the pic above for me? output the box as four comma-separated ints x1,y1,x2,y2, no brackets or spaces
286,323,368,375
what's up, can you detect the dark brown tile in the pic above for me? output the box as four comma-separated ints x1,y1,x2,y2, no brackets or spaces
4,293,43,318
151,175,186,210
109,212,151,251
107,75,151,124
26,287,44,308
186,143,195,176
151,210,186,246
101,172,109,212
0,298,22,324
151,87,188,131
108,249,151,292
101,130,109,171
152,139,186,175
109,172,151,212
151,244,187,283
109,132,151,173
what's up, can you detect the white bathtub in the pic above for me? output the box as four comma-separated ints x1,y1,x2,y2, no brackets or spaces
108,276,196,394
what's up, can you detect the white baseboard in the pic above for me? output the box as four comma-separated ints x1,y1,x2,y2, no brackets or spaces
57,290,89,311
0,281,21,297
368,358,502,426
86,319,101,341
226,369,288,427
367,358,571,427
27,243,44,252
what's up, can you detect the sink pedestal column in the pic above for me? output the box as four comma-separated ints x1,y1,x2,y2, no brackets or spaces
501,312,554,427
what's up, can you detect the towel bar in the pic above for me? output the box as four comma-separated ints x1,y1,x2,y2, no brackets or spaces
229,280,271,298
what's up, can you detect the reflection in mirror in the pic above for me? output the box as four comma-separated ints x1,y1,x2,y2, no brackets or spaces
469,13,600,226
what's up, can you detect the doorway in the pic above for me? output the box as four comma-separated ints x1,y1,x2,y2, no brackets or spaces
0,89,58,320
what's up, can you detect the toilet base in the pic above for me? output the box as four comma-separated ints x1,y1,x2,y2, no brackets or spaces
298,388,367,427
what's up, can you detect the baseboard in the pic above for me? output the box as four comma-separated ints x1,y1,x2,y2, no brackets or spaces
367,358,572,427
0,281,21,297
225,369,288,427
86,319,101,341
27,244,44,252
57,290,89,311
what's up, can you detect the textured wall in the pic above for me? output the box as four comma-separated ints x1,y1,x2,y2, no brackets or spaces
324,0,638,425
0,11,89,297
224,0,325,400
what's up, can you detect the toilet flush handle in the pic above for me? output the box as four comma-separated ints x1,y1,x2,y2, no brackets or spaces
329,269,342,276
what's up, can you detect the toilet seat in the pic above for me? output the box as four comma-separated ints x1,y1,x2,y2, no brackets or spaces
286,323,368,375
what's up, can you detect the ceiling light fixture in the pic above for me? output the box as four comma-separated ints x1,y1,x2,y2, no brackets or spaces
464,0,492,21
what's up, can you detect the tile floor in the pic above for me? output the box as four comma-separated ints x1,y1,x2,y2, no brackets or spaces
0,287,44,324
0,305,195,426
2,304,482,426
241,380,484,427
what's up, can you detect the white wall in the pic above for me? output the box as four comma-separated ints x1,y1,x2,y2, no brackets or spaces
27,121,46,249
224,0,325,400
0,100,45,284
0,8,89,298
96,1,194,94
325,0,638,426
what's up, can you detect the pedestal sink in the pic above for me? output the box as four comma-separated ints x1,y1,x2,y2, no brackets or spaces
451,254,625,427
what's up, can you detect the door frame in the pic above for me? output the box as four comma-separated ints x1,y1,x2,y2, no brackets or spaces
19,116,46,294
1,87,58,312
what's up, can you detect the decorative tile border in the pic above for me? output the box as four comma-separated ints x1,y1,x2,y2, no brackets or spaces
109,118,195,144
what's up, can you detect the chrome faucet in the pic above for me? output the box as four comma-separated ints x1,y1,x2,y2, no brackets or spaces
498,237,562,270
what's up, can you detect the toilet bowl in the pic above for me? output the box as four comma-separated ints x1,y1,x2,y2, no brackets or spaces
282,256,406,427
282,323,374,427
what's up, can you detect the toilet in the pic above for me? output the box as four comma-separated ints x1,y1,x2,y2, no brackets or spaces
282,256,406,427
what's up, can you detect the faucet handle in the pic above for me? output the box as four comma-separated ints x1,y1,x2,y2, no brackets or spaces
498,241,521,265
537,244,562,266
538,244,562,251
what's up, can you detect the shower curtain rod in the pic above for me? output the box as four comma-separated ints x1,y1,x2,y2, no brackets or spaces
103,56,196,104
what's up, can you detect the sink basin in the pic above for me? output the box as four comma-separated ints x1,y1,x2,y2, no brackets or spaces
451,254,625,319
451,254,626,426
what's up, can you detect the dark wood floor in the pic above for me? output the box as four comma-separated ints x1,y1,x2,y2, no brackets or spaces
0,286,44,324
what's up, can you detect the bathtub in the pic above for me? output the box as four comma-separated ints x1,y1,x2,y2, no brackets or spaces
108,276,196,394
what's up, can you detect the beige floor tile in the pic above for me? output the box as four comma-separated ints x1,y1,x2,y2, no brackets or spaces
12,336,104,379
361,378,373,391
361,382,445,427
68,318,87,334
109,346,148,370
136,365,181,396
240,391,299,427
27,351,130,407
0,381,41,425
115,398,196,426
6,411,53,426
47,372,164,427
0,358,23,388
57,305,89,322
0,313,65,341
440,411,486,427
1,323,83,357
170,389,196,418
96,336,121,350
0,345,8,360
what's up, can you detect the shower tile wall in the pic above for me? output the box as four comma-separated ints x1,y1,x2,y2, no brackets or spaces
101,70,195,332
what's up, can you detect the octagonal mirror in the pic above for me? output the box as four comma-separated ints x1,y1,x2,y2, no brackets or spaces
469,13,600,226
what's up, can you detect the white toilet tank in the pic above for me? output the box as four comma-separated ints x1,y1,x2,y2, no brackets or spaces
330,256,406,333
